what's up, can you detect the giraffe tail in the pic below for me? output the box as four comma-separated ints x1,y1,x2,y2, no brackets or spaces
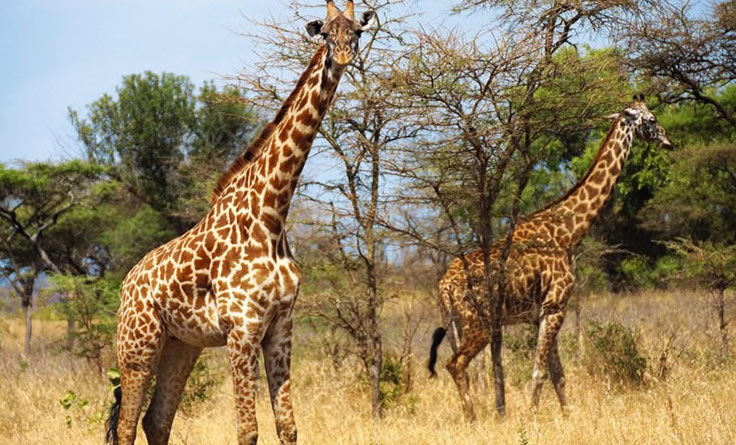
428,327,447,377
105,386,122,445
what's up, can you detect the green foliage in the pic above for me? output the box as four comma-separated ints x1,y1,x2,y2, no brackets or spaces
584,320,648,388
619,255,655,289
643,143,736,244
44,274,119,371
664,239,736,292
59,390,89,429
503,325,537,387
100,204,176,276
179,352,225,414
618,254,681,290
107,367,121,389
574,237,615,295
69,71,258,232
378,354,404,408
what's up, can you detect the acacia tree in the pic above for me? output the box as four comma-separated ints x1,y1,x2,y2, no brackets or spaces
0,161,102,357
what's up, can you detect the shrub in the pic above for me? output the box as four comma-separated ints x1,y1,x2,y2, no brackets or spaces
503,325,537,388
44,275,119,374
619,255,655,289
379,354,403,409
584,320,647,388
180,352,225,413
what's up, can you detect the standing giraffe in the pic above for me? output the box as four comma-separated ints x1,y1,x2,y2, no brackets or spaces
428,98,672,421
106,2,377,444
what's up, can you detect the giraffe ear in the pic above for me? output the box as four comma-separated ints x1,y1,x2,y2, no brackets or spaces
360,10,377,31
306,20,324,38
605,112,620,120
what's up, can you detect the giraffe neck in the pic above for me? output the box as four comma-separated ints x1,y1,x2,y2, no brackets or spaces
215,45,345,236
254,45,344,225
529,118,634,250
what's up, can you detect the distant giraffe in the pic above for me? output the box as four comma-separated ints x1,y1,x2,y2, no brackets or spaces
428,98,672,421
106,2,377,444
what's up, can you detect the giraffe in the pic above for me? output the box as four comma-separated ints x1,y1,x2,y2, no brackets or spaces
105,2,377,444
428,98,672,421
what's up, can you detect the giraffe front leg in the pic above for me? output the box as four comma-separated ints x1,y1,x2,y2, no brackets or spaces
114,307,164,445
227,324,261,445
262,312,296,445
531,309,566,410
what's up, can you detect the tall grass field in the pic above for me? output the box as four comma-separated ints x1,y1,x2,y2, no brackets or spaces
1,289,734,444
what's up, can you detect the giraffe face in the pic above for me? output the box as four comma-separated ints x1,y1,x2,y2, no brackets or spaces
306,1,377,66
621,101,673,149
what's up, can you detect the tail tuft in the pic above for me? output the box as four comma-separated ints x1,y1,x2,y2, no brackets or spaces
428,327,447,377
105,386,122,445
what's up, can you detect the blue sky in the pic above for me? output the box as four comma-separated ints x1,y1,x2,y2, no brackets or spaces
0,1,300,163
0,1,480,165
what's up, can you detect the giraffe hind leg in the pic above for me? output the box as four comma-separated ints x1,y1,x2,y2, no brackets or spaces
142,338,203,445
531,310,566,410
446,329,488,422
548,339,568,414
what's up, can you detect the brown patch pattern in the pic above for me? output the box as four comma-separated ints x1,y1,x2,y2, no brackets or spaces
436,104,670,421
112,16,353,445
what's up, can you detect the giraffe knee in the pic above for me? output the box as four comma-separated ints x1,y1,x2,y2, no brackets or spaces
532,367,548,382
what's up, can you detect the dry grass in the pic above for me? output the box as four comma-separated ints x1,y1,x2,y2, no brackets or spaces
1,289,734,445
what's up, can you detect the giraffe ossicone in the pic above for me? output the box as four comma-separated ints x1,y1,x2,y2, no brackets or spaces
429,99,672,421
107,2,376,444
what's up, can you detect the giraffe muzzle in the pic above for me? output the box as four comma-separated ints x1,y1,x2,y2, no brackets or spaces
334,48,353,66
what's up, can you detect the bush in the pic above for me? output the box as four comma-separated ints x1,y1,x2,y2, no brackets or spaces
584,320,647,388
379,354,403,409
179,352,225,414
503,325,537,388
44,275,119,373
619,254,683,290
619,255,655,289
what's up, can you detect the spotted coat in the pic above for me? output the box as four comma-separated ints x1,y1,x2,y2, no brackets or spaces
110,3,377,444
434,101,672,421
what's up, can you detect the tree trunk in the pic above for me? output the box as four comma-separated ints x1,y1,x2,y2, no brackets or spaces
490,320,505,417
23,300,32,358
66,314,76,352
717,288,729,359
370,335,383,418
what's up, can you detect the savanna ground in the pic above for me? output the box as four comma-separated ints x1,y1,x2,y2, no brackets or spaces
1,289,734,445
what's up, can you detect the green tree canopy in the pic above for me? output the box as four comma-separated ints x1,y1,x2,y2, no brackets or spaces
69,72,259,232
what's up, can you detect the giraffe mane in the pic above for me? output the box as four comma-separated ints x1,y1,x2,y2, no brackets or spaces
210,45,329,205
525,118,621,220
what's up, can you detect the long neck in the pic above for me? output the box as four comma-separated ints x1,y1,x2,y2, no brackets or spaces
211,45,345,236
254,46,344,225
526,118,634,250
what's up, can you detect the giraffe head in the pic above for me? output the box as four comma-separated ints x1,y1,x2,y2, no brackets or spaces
610,95,673,148
306,0,378,66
